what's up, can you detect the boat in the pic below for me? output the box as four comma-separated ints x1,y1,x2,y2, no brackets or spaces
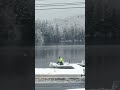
35,60,85,82
49,60,85,69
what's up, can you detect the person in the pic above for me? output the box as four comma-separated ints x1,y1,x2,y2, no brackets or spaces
57,57,64,65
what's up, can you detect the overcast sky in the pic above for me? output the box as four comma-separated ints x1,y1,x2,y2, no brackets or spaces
35,0,85,20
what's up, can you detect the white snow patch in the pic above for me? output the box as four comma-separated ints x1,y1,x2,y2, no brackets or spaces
65,88,85,90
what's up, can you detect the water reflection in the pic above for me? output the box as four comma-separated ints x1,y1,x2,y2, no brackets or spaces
35,45,85,68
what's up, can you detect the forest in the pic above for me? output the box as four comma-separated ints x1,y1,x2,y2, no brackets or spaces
35,19,85,45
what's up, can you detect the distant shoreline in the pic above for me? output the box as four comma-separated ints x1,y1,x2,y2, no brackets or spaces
35,42,85,46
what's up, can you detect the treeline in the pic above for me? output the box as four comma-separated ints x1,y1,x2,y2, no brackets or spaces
35,20,85,45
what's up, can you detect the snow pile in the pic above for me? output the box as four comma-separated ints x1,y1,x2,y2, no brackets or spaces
65,88,85,90
35,64,84,75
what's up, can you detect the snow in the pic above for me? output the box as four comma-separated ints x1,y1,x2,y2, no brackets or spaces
35,68,83,75
35,64,84,75
65,88,85,90
49,15,85,32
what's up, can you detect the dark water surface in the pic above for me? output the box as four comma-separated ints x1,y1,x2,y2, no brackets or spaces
35,45,85,68
35,82,85,90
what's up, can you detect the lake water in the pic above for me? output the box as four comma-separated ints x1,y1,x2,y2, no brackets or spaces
35,45,85,90
35,82,85,90
35,45,85,68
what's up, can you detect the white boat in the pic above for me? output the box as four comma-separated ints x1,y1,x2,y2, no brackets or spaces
49,60,85,69
35,60,85,80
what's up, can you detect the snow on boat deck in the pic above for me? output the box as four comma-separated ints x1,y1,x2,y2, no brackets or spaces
35,67,84,79
35,62,85,80
35,67,84,75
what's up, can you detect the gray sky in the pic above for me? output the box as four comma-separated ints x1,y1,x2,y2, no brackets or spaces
35,0,85,20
